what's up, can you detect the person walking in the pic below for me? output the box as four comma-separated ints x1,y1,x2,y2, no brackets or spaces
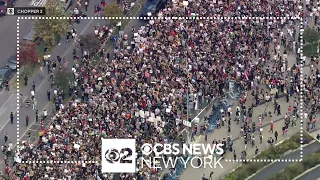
10,112,13,124
31,89,35,100
5,81,9,91
35,110,39,122
277,104,281,116
47,90,51,101
202,174,208,180
1,144,6,155
197,157,201,167
311,117,317,129
39,66,43,79
269,121,274,133
32,99,37,110
26,115,29,126
255,146,259,155
43,109,48,119
84,0,88,11
24,74,28,86
209,172,214,180
4,133,8,144
274,131,278,141
32,81,36,91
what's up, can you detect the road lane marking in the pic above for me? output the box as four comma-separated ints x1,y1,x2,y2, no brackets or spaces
35,19,97,92
0,102,51,163
0,95,27,132
0,94,14,112
29,0,48,7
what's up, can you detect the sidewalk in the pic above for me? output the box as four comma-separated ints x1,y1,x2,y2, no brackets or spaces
180,20,302,179
180,78,299,180
180,117,301,180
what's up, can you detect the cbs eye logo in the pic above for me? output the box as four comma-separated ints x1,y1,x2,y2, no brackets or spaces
105,148,133,164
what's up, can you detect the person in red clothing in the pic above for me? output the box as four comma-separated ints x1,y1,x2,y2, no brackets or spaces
101,0,106,9
288,106,292,114
23,173,30,180
269,121,274,133
5,164,10,175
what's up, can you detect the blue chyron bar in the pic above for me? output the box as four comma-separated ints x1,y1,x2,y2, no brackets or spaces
8,7,46,15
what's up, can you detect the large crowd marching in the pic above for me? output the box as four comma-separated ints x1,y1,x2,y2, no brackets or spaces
2,0,320,179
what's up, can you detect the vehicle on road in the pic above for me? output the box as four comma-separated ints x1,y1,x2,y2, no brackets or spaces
140,0,167,17
0,0,15,16
0,67,13,88
6,55,17,70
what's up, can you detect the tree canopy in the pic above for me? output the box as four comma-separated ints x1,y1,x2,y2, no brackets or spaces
79,34,102,56
104,3,124,25
303,27,320,44
34,0,69,47
20,41,39,65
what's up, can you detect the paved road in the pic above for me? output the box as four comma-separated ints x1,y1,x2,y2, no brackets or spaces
249,141,320,180
0,0,39,68
0,1,145,170
297,165,320,180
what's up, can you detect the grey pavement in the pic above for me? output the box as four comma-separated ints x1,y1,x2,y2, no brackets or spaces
180,99,301,180
297,164,320,180
248,141,320,180
0,91,16,129
0,0,38,67
0,0,48,156
0,1,145,170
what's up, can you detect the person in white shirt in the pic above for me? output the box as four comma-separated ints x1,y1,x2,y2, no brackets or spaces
227,107,232,117
43,109,48,119
31,90,35,100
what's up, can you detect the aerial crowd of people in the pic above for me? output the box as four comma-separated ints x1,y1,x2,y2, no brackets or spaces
3,0,320,180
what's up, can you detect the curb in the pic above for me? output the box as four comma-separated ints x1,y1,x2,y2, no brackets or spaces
305,130,320,143
244,140,316,180
293,164,320,180
219,138,289,180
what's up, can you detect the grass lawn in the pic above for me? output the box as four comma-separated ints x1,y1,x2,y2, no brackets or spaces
303,43,319,57
224,132,314,180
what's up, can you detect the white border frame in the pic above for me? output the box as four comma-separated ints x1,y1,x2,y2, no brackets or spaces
16,16,303,165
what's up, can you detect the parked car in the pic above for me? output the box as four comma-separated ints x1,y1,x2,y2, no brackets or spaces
0,0,15,16
0,67,13,89
6,55,17,70
140,0,167,17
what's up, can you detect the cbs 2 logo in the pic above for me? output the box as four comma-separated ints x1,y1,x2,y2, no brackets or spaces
105,148,133,164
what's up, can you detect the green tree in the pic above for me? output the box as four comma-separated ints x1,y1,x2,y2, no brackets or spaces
34,0,68,47
79,34,102,57
55,71,73,93
303,27,320,50
104,3,123,25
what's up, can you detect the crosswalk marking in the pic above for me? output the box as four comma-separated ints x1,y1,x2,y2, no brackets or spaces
29,0,48,7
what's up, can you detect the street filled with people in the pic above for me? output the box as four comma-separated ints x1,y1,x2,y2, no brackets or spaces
1,0,319,179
